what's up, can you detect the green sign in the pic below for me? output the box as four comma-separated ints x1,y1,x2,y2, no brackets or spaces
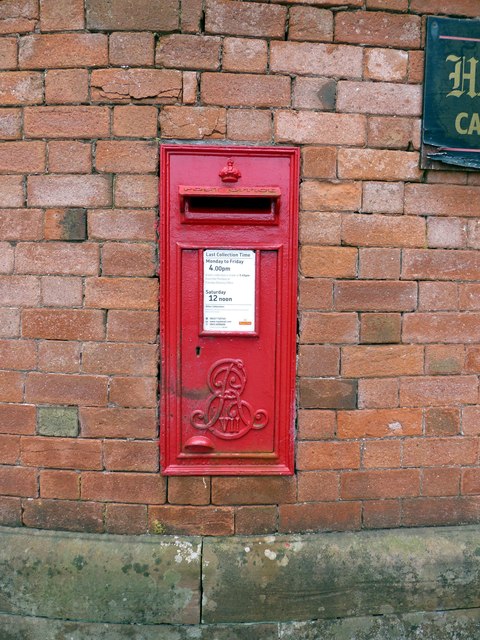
423,17,480,169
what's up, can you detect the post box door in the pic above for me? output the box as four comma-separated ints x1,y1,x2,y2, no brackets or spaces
160,145,299,475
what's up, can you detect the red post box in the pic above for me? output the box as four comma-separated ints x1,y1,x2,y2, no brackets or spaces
160,145,299,475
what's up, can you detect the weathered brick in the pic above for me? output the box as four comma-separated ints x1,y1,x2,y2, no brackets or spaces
425,407,460,437
276,112,366,146
358,378,399,409
364,47,408,82
109,376,157,408
212,477,296,505
38,341,81,373
114,175,157,208
25,373,108,406
223,38,267,73
96,141,158,175
90,69,181,103
109,32,154,67
335,11,421,48
0,108,22,139
88,210,156,241
367,0,408,8
227,109,271,142
22,499,103,533
297,410,336,441
301,246,356,278
279,502,361,533
297,441,360,471
205,0,286,39
288,7,333,42
86,0,179,31
0,71,43,105
423,467,460,497
337,81,422,116
342,345,424,378
342,214,424,247
28,175,111,208
359,248,401,280
299,378,357,410
405,184,480,217
399,376,478,407
0,177,24,207
104,440,158,472
0,209,42,240
45,208,87,242
168,476,211,506
404,437,478,467
149,505,233,535
41,276,83,307
0,38,18,69
299,278,333,311
0,466,37,497
85,277,157,310
82,343,157,376
102,243,155,277
299,345,339,377
360,313,401,344
105,504,147,535
419,282,458,311
81,471,166,504
181,0,203,33
201,73,290,108
0,243,14,274
24,106,110,139
0,403,35,435
160,106,226,140
301,181,362,211
410,0,480,17
341,469,420,500
39,0,84,31
300,312,358,344
363,500,401,529
235,506,277,535
0,339,36,370
402,249,480,281
404,313,480,344
293,77,337,111
16,242,99,276
297,471,339,502
19,34,107,69
80,407,156,439
302,147,337,180
0,275,40,306
270,42,362,78
338,148,421,181
334,281,416,312
0,0,38,34
408,50,424,84
0,496,21,526
402,497,480,527
23,437,97,472
368,116,417,149
48,143,91,175
362,440,402,469
157,34,221,70
23,309,104,341
0,309,19,338
460,284,480,310
45,69,88,104
40,469,80,499
113,106,158,138
338,408,421,439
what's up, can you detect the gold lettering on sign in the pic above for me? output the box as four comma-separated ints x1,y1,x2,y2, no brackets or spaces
447,55,479,98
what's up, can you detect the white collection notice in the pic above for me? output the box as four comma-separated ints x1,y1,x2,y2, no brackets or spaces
203,249,256,333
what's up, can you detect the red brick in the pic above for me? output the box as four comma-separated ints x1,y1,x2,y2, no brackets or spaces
297,410,336,441
337,81,422,116
363,500,401,529
0,339,35,370
23,309,104,341
300,379,357,410
299,278,333,311
425,345,464,375
109,32,154,66
297,441,360,471
0,465,37,496
104,440,158,472
212,477,296,505
0,209,42,240
39,0,84,31
223,38,267,73
423,468,460,497
168,476,211,506
276,112,366,146
113,106,158,138
408,50,424,84
465,346,480,373
298,345,339,377
362,440,402,469
301,213,340,246
297,471,339,502
0,72,43,105
342,345,423,378
82,343,157,376
45,69,88,104
405,184,480,217
160,106,226,140
40,469,80,499
48,142,91,174
109,377,157,408
403,249,480,281
0,434,20,464
410,0,480,17
0,141,45,174
358,378,399,409
88,210,156,242
279,502,361,533
0,108,22,139
202,72,290,108
360,313,401,344
301,246,357,278
86,0,179,31
301,181,362,211
205,0,286,39
338,408,422,439
227,109,271,143
23,499,103,533
41,276,83,307
467,220,480,249
289,7,333,41
16,242,99,276
300,312,358,344
181,0,203,33
0,275,39,306
105,503,148,535
419,282,458,311
404,313,480,344
28,175,111,208
235,506,277,535
404,436,478,468
0,38,17,69
0,0,38,35
24,106,110,138
293,77,336,111
400,376,478,407
0,496,21,526
149,505,233,535
364,47,408,82
0,177,24,207
81,471,166,504
402,497,480,527
38,341,81,374
460,284,480,310
343,214,424,247
367,116,417,150
0,243,14,274
85,277,157,310
367,0,408,8
302,147,337,180
427,218,466,249
80,407,156,439
96,141,158,175
425,407,460,437
462,406,480,436
114,175,157,208
335,11,420,48
182,72,196,104
0,371,23,402
342,469,420,500
19,33,107,69
0,404,35,435
270,41,362,78
335,281,416,312
157,34,220,71
338,149,421,181
25,372,108,406
107,310,158,343
90,69,181,104
462,469,480,495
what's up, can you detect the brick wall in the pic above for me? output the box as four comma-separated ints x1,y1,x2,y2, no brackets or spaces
1,0,480,536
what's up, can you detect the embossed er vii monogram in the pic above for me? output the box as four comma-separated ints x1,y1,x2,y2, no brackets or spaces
190,359,268,440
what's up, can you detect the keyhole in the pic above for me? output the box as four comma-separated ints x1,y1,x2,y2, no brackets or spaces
196,346,201,357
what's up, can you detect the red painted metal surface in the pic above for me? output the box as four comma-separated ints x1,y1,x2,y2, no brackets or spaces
160,145,299,475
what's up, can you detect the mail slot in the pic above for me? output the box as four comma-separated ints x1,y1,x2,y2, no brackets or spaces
160,145,299,475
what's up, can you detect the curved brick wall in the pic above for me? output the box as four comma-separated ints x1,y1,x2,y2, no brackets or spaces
1,0,480,537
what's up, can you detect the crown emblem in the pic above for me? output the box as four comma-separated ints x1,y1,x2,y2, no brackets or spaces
219,159,241,183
